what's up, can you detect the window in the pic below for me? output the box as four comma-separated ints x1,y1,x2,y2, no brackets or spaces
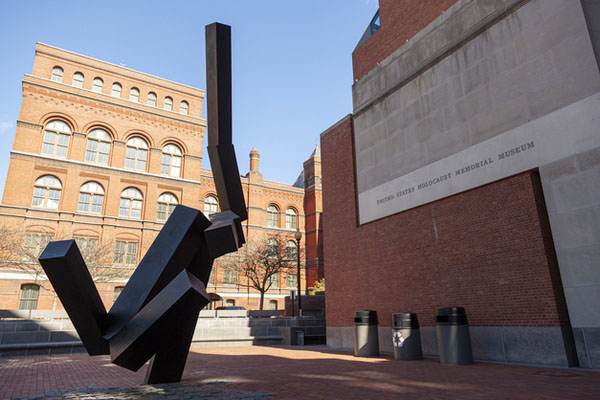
78,182,104,214
286,240,297,259
208,270,215,285
161,144,182,177
85,129,111,165
226,299,235,307
130,87,139,102
269,273,279,289
23,233,52,259
164,96,173,111
32,175,62,209
180,101,189,115
119,187,143,218
223,269,237,285
42,120,71,157
92,77,103,93
147,92,157,107
267,238,278,257
269,300,278,310
114,240,138,265
286,273,297,288
51,66,63,82
125,137,148,171
286,208,297,230
111,82,122,98
267,205,279,227
73,72,84,88
74,236,98,250
204,195,218,217
113,286,124,302
157,192,178,221
19,284,40,310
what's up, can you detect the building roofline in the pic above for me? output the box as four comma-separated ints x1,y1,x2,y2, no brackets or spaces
36,42,204,96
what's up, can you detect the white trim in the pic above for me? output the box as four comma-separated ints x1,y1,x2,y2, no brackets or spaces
11,150,201,185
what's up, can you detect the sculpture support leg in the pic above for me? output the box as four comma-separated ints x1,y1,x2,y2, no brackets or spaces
38,240,109,355
144,306,201,384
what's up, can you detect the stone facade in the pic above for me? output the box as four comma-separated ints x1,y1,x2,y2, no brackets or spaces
0,43,324,312
322,0,600,368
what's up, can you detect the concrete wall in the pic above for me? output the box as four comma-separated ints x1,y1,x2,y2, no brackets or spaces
353,0,600,195
539,148,600,368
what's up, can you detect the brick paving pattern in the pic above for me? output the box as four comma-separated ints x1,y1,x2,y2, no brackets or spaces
1,345,599,399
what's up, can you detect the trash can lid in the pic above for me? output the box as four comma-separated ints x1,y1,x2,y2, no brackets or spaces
436,307,466,316
435,307,468,325
354,310,378,325
392,313,419,329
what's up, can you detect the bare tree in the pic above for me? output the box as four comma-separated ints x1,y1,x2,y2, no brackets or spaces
221,235,298,310
0,223,133,286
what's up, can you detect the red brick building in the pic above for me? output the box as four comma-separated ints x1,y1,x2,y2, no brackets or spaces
322,0,600,368
0,43,323,312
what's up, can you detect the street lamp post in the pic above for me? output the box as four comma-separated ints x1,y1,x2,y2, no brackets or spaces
294,229,302,316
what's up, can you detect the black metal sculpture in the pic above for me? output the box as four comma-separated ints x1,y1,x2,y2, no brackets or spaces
38,23,246,384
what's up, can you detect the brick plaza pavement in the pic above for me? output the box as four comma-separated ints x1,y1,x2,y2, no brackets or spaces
1,345,599,399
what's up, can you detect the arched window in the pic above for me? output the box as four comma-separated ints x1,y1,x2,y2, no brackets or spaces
119,187,143,219
111,82,122,98
85,128,111,165
267,205,279,227
130,87,139,102
42,120,71,157
267,237,278,257
32,175,62,209
269,273,279,289
269,300,278,310
23,233,52,259
114,286,124,302
125,137,148,171
78,182,104,214
114,241,138,265
204,195,218,217
226,299,235,306
161,144,182,177
147,92,157,107
164,96,173,111
73,72,84,88
92,77,103,93
51,66,63,82
286,208,297,230
19,284,40,310
157,192,178,221
286,273,297,288
180,101,189,115
286,240,297,259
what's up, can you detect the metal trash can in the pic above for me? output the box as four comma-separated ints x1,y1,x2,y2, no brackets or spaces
392,313,423,360
296,330,304,346
354,310,379,357
436,307,473,365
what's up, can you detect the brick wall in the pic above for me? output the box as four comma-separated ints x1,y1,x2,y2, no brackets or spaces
321,116,567,328
352,0,459,82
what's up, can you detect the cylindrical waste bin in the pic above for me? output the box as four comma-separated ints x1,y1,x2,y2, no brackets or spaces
392,313,423,360
354,310,379,357
436,307,473,365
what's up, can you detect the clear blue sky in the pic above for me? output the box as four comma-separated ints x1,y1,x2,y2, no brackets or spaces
0,1,379,195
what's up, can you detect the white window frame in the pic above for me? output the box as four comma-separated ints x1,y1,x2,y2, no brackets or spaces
85,129,111,165
78,181,105,214
119,187,143,219
32,175,62,209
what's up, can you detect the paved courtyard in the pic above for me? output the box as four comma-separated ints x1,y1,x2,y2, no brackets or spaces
0,345,599,399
